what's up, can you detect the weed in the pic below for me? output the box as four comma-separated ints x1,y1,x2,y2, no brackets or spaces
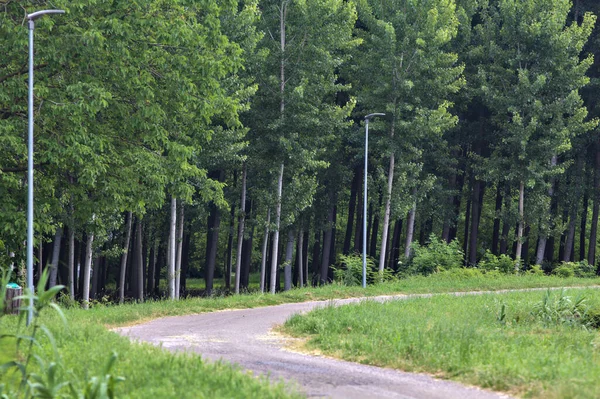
532,289,588,327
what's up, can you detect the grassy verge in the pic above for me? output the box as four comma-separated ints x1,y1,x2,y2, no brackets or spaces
282,288,600,398
2,273,599,398
51,273,600,328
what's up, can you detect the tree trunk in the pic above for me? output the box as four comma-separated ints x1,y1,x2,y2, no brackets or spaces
449,172,465,242
48,227,63,288
442,172,458,242
404,188,417,258
297,228,304,287
589,155,599,265
379,120,395,271
225,203,235,290
311,228,321,285
580,193,588,262
320,205,334,284
390,219,403,270
175,204,184,299
270,163,285,294
235,164,247,294
168,196,177,299
68,227,75,300
260,209,270,293
284,229,294,291
329,205,337,269
535,155,557,265
90,256,100,300
134,219,144,301
241,200,253,289
491,185,502,255
369,205,379,258
118,211,133,304
148,236,158,297
469,180,483,265
563,213,577,263
344,168,359,254
515,181,525,269
82,225,95,310
181,229,191,294
205,200,221,297
354,167,363,253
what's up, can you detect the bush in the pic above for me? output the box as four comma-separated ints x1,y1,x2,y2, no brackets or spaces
551,261,596,278
527,265,545,276
477,251,515,274
409,235,463,276
552,264,575,278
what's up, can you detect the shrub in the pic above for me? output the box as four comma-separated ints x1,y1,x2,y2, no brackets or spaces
409,235,463,276
477,251,515,274
551,261,596,278
552,264,575,278
333,254,375,286
527,265,545,276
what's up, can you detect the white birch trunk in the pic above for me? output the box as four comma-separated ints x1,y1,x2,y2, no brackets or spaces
175,204,184,299
260,209,271,293
235,164,247,294
82,221,95,310
118,211,133,304
515,181,525,270
168,196,177,299
270,163,284,294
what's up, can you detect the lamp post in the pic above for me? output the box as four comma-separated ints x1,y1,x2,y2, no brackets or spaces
26,9,65,326
363,113,385,288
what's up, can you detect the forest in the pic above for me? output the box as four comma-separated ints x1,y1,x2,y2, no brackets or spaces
2,0,600,305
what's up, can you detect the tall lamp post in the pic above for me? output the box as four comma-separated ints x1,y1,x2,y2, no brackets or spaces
26,9,65,325
363,113,385,288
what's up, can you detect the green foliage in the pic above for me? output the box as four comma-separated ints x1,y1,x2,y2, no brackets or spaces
408,235,464,276
477,251,515,274
527,265,545,276
552,264,575,278
332,254,396,286
552,261,597,278
532,289,589,328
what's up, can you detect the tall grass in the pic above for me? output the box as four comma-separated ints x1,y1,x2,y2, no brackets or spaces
283,288,600,398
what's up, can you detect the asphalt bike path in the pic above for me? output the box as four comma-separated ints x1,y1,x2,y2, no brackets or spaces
116,286,598,398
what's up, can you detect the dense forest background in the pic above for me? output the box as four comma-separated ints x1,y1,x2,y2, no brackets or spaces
2,0,600,303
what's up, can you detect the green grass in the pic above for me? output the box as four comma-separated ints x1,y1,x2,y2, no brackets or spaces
282,288,600,398
2,273,599,398
58,273,600,328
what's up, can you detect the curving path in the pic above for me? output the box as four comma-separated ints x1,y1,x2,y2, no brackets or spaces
113,290,537,399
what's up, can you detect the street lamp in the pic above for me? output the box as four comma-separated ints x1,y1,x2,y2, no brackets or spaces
26,9,65,325
363,113,385,288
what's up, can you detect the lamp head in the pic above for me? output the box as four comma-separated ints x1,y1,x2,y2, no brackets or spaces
365,113,385,120
27,9,65,21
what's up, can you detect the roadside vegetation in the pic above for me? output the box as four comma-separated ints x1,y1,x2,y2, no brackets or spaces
283,288,600,398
